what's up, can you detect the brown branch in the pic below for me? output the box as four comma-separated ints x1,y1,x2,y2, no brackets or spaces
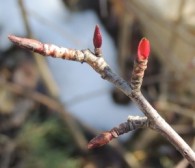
8,35,195,166
156,101,195,119
88,116,149,149
17,0,88,153
18,0,59,97
0,135,16,168
175,114,195,168
0,79,141,168
0,77,88,152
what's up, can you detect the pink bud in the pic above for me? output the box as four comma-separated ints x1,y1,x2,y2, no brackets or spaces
137,38,150,60
88,131,113,149
93,25,102,48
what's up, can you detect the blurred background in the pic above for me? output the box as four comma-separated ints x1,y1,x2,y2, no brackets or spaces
0,0,195,167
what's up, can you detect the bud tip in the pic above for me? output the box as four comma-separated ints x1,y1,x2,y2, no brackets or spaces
93,25,102,48
137,38,150,60
88,132,113,149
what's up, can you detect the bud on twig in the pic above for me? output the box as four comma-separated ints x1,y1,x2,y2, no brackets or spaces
88,117,149,149
93,25,102,56
130,38,150,90
88,131,113,149
137,38,150,61
8,35,44,54
93,25,102,48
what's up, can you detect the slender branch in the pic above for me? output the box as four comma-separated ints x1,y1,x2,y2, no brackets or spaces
88,116,149,149
15,0,89,152
0,79,141,168
18,0,59,97
0,77,88,152
8,35,195,166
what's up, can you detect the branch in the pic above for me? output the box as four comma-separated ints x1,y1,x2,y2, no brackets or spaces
8,31,195,166
17,0,88,153
0,77,88,152
88,116,149,149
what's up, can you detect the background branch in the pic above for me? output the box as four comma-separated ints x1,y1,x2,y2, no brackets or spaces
17,0,88,152
0,78,142,168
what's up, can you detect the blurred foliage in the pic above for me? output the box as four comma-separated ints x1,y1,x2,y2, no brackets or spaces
17,118,82,168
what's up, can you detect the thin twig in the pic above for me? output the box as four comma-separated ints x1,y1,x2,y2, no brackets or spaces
124,0,195,48
65,88,108,107
8,35,195,166
88,116,149,148
0,77,88,152
0,135,16,168
156,101,195,119
175,118,195,168
0,79,140,168
18,0,59,97
17,0,88,152
175,159,189,168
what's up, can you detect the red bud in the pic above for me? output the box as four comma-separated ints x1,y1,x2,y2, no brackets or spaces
93,25,102,48
137,38,150,60
88,131,113,149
